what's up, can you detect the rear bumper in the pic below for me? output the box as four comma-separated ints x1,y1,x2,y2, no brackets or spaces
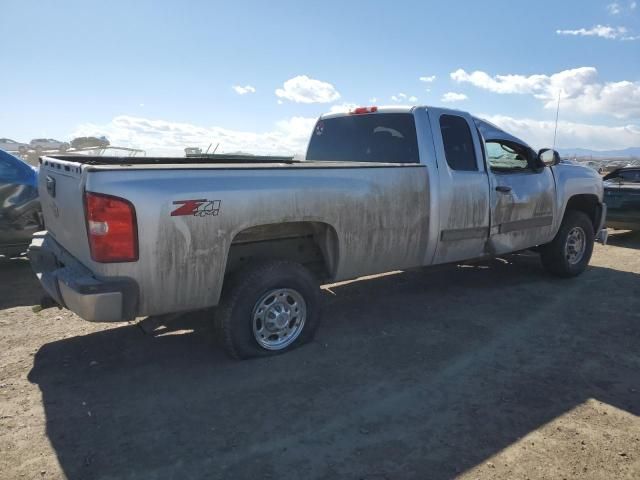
28,232,138,322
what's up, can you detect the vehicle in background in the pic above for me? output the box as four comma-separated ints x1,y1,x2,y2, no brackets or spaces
0,138,29,155
603,167,640,231
30,138,70,152
0,150,42,257
184,147,203,155
70,136,110,150
585,161,605,175
29,105,606,359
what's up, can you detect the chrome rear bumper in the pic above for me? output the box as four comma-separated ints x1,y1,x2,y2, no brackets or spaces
28,232,138,322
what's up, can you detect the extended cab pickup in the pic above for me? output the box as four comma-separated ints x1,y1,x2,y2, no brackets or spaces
29,106,607,358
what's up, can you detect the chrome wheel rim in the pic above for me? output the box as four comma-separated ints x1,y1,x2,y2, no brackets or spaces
252,288,306,350
565,226,586,265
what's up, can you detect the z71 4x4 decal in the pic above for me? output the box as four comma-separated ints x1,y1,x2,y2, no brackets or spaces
171,199,222,217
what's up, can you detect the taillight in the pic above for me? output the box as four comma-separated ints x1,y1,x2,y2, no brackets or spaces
84,192,138,262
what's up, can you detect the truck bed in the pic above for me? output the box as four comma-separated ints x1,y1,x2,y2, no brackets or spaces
46,154,297,165
36,155,429,317
42,155,417,170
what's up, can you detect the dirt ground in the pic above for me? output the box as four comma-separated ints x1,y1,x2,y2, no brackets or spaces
1,231,639,480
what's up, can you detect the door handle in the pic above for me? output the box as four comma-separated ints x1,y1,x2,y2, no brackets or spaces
495,185,512,193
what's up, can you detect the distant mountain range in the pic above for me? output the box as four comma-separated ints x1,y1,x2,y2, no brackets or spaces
557,147,640,158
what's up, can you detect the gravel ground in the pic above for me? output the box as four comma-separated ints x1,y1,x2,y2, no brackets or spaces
1,231,639,480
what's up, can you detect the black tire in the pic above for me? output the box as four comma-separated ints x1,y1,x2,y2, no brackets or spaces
540,210,594,278
214,260,321,359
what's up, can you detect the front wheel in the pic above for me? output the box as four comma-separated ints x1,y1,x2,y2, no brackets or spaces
214,260,321,359
540,210,594,277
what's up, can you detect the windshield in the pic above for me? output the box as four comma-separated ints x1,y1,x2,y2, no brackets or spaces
306,113,419,163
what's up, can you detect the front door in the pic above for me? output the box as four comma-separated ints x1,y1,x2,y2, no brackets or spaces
483,139,556,254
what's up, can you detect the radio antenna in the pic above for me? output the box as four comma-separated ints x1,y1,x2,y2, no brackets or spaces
552,89,561,150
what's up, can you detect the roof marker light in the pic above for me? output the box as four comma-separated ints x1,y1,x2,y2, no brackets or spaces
350,106,378,115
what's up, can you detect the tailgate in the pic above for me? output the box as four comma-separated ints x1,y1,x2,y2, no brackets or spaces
38,157,92,263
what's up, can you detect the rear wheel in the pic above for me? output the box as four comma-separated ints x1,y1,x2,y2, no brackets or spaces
215,260,321,359
540,210,594,277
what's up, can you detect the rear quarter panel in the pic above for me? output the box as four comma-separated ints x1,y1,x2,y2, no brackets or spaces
85,165,430,316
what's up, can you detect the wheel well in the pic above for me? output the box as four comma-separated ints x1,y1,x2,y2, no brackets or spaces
225,222,339,282
564,194,600,230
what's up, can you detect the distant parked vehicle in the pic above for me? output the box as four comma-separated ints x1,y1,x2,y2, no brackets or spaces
70,136,110,150
0,150,42,256
604,167,640,231
185,147,203,155
30,138,70,152
0,138,29,154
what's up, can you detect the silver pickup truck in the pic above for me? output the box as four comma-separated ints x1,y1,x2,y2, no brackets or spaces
29,106,606,358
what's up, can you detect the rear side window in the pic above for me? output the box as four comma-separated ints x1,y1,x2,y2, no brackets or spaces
439,114,477,171
620,170,640,182
306,113,419,163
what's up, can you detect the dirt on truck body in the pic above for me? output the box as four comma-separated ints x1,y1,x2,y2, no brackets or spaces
30,106,606,359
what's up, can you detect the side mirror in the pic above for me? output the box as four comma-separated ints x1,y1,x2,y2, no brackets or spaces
538,148,561,167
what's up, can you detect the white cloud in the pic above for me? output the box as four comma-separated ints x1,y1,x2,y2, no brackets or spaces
71,115,316,156
369,97,378,103
390,93,418,103
481,114,640,150
606,1,639,14
275,75,340,103
441,92,468,102
69,113,639,157
328,103,358,113
419,75,436,83
451,67,640,119
451,67,597,95
232,85,256,95
556,24,636,40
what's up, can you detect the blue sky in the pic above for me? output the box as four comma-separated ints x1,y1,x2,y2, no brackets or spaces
2,0,639,153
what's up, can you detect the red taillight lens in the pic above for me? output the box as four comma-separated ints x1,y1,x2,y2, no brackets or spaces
350,106,378,115
84,192,138,262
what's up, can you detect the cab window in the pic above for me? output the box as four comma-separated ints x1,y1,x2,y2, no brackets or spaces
306,113,419,163
485,140,533,172
439,114,477,171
